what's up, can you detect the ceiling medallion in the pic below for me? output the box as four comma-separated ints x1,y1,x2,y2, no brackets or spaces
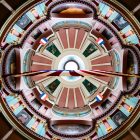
0,0,140,139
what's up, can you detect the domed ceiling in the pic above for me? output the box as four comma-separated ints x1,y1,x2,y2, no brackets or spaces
0,0,140,140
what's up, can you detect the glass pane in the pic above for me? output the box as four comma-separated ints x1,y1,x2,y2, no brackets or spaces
82,79,97,94
46,43,61,57
46,79,60,94
83,43,97,57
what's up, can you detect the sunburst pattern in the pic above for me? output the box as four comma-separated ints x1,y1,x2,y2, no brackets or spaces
20,21,122,118
0,0,140,140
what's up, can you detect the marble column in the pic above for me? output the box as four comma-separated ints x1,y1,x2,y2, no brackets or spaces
129,129,140,140
1,128,14,140
132,3,140,14
0,0,14,12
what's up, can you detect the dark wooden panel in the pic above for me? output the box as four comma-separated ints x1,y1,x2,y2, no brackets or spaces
118,118,140,140
131,118,140,137
0,4,11,28
7,131,27,140
5,0,28,10
0,113,12,139
117,0,140,11
134,10,140,22
118,132,135,140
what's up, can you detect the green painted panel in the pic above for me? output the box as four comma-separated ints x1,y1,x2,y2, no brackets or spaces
82,79,97,94
46,79,60,94
46,43,61,57
83,43,97,57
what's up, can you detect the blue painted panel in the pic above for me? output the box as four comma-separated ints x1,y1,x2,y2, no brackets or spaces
13,24,24,33
100,123,107,135
101,5,110,16
99,3,105,12
107,118,117,129
126,34,139,44
108,11,119,22
40,126,45,136
35,5,44,16
121,25,132,34
36,123,43,134
13,105,24,115
26,11,36,21
125,99,136,108
97,126,104,137
129,97,139,104
7,98,18,106
26,117,36,128
5,33,18,43
6,95,15,102
119,106,130,117
39,3,46,13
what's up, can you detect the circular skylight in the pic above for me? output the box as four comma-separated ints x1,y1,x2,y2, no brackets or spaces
0,0,139,140
64,61,79,70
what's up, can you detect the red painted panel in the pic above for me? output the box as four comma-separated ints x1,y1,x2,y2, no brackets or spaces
31,64,51,71
94,75,111,83
68,28,76,48
68,89,75,109
31,73,49,82
32,55,52,64
75,29,86,49
92,65,113,72
58,88,68,107
91,55,112,65
58,29,68,49
75,88,84,107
